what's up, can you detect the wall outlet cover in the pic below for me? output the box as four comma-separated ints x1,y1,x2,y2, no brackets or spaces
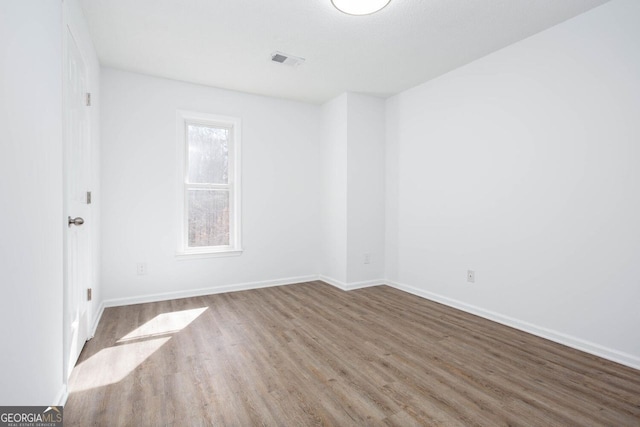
137,263,147,275
467,270,475,283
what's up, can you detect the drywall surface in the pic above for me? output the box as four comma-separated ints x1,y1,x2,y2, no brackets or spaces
0,1,65,404
320,94,349,283
386,0,640,364
346,94,386,283
319,93,386,286
101,69,321,302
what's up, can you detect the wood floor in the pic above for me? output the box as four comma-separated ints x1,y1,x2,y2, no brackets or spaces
66,282,640,426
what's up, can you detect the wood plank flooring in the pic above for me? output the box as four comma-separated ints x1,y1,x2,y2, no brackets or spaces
65,282,640,426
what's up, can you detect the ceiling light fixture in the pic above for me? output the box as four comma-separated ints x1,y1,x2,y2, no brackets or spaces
331,0,391,16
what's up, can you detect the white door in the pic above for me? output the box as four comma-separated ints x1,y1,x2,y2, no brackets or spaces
63,28,91,379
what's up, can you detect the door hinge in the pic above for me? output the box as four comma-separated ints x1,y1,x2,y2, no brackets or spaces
86,92,92,107
87,288,92,301
86,191,92,205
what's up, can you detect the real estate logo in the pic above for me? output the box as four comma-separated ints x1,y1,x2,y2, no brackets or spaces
0,406,63,427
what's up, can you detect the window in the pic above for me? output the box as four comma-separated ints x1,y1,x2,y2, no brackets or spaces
176,111,241,257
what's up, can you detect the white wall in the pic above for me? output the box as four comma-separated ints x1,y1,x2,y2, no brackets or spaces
0,1,64,404
320,93,386,287
320,94,348,283
346,94,385,283
386,0,640,367
100,69,321,303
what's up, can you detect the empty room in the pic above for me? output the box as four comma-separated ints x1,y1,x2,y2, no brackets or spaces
1,0,639,425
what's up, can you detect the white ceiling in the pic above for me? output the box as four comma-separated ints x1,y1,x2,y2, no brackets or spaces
79,0,609,104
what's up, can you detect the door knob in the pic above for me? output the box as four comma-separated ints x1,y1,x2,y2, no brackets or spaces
68,216,85,227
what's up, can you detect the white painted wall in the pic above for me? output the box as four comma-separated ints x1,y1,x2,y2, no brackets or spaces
386,0,640,366
100,69,321,303
320,93,386,287
320,94,348,283
346,94,386,283
0,1,64,404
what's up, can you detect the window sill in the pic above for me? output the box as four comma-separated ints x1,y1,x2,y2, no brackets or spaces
175,249,243,260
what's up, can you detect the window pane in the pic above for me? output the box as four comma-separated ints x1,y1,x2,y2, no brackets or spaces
187,124,229,184
188,189,230,247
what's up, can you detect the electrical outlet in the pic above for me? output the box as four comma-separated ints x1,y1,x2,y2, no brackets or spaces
137,263,147,276
364,253,371,264
467,270,475,283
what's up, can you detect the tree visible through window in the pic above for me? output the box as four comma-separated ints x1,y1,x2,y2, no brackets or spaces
187,124,230,247
177,111,241,255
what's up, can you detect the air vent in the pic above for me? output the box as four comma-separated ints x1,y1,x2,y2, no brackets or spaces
272,53,287,63
271,51,305,67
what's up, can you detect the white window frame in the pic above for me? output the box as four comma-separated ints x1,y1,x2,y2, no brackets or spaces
176,110,242,258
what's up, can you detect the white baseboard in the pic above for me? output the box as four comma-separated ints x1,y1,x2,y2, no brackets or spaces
318,275,385,291
92,274,640,371
386,280,640,371
102,275,319,308
56,384,68,407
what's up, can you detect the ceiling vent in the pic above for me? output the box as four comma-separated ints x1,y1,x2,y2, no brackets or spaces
271,51,305,67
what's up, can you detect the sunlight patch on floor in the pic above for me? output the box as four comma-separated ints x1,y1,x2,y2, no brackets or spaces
118,307,208,342
69,307,208,392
